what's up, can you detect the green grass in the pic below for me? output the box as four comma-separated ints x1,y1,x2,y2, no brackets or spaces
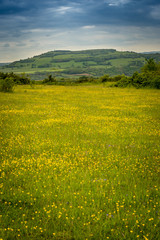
109,58,145,67
0,85,160,240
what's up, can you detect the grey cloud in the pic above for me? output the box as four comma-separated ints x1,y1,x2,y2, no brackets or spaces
3,43,10,47
105,0,131,7
150,5,160,20
16,43,27,47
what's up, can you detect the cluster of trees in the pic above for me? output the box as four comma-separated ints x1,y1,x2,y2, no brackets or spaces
113,59,160,88
0,72,30,92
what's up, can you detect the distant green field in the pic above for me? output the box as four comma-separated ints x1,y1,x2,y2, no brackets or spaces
1,85,160,239
109,57,145,67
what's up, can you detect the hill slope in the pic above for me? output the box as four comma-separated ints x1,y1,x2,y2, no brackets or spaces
1,49,160,80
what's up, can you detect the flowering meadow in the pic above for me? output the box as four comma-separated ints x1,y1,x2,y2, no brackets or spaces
0,85,160,240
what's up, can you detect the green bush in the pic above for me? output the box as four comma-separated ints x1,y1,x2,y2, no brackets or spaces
151,77,160,89
113,59,160,89
112,74,124,82
99,74,112,82
0,72,30,85
0,77,15,92
114,76,131,87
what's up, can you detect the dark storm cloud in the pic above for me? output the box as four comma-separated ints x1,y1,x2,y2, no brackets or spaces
84,0,160,26
0,0,160,31
0,0,160,61
0,1,157,18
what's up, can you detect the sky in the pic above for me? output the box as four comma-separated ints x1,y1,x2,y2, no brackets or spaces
0,0,160,62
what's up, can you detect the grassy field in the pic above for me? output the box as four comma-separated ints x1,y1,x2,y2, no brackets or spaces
0,85,160,240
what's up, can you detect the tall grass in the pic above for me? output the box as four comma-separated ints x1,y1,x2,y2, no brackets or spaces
0,85,160,239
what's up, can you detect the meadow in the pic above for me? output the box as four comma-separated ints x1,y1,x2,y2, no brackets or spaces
0,85,160,239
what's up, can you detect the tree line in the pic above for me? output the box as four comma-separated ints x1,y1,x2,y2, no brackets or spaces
0,59,160,92
0,72,31,92
113,58,160,88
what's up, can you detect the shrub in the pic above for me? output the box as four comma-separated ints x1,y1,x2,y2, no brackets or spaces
151,77,160,89
0,77,15,92
18,75,31,84
99,74,111,82
113,60,160,89
0,72,31,85
112,74,124,82
42,75,57,84
114,76,131,87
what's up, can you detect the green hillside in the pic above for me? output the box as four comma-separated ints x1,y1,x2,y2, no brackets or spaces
1,49,160,80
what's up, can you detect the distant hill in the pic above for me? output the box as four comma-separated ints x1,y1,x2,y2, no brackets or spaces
142,51,160,54
1,49,160,80
0,62,11,66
